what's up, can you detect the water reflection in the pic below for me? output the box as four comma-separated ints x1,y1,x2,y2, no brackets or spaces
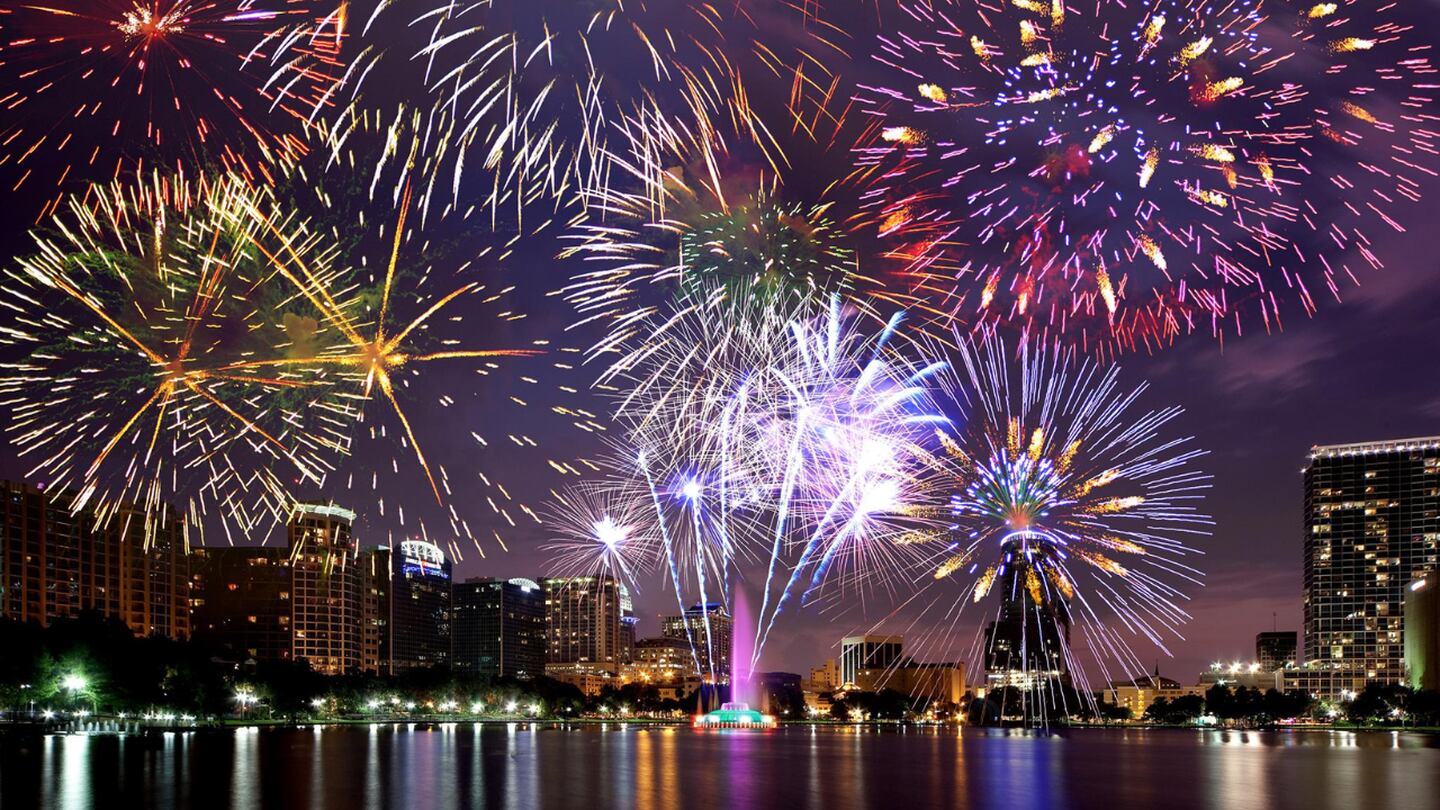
2,726,1438,810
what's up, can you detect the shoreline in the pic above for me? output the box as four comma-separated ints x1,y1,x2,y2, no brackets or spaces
5,718,1436,737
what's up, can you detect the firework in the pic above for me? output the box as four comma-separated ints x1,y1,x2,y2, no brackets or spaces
851,0,1438,354
0,172,341,541
901,333,1211,718
307,0,847,222
562,105,867,358
541,479,659,588
590,290,947,675
214,174,551,557
0,1,347,219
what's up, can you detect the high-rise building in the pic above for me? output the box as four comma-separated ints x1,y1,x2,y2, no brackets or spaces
542,576,632,674
661,603,733,682
840,635,904,687
1256,631,1298,672
1406,575,1439,691
1303,438,1440,694
452,577,546,679
982,548,1072,693
191,547,293,663
1,481,191,640
367,541,452,674
288,503,362,675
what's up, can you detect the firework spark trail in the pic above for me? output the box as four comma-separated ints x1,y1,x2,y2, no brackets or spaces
593,284,949,673
849,0,1439,355
560,107,871,362
637,449,708,680
295,0,849,223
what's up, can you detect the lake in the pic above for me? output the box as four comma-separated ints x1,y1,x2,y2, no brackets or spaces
1,724,1436,809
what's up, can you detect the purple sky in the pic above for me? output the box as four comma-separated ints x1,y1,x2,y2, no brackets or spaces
1,0,1438,687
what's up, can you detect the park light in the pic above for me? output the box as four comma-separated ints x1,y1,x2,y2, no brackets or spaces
471,702,485,714
311,698,326,710
235,689,259,708
366,700,381,711
42,710,54,720
505,701,518,713
62,674,88,692
527,703,541,716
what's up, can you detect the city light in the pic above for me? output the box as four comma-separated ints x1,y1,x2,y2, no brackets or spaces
61,675,87,692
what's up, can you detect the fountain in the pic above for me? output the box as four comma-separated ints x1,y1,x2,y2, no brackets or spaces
694,590,776,729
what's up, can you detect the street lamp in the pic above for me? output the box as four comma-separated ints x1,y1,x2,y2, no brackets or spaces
235,689,259,718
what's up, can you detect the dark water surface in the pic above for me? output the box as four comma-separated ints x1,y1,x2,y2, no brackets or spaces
1,724,1437,810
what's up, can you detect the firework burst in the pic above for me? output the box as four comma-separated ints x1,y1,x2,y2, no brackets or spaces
0,1,348,219
587,289,947,674
0,172,341,541
851,0,1438,355
541,479,660,588
897,333,1210,718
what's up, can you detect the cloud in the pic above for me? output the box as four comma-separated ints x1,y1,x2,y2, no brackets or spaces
1195,330,1336,400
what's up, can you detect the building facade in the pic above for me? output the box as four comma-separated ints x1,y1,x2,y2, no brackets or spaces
1104,675,1203,719
806,658,841,694
621,636,693,688
542,576,633,674
854,661,968,705
661,603,733,682
452,577,546,679
191,547,293,663
840,635,904,687
1,481,191,640
1256,631,1298,673
288,504,362,675
1303,438,1440,695
1405,575,1439,691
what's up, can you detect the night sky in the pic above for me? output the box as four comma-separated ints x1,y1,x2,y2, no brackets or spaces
1,0,1437,685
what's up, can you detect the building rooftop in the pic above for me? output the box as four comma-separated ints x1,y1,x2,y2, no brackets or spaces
1308,436,1440,459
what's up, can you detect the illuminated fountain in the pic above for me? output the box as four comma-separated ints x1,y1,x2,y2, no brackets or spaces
694,590,776,729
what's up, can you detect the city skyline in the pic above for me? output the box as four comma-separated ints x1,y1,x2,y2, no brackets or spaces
0,0,1437,706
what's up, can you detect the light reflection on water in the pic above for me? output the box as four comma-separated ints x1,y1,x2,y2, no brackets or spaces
3,726,1438,810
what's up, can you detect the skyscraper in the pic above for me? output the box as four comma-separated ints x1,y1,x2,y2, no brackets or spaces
661,603,733,682
1303,438,1440,692
288,503,362,675
1,481,191,640
1255,631,1298,672
368,540,452,674
452,577,546,679
840,635,904,687
542,576,632,674
981,547,1072,693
